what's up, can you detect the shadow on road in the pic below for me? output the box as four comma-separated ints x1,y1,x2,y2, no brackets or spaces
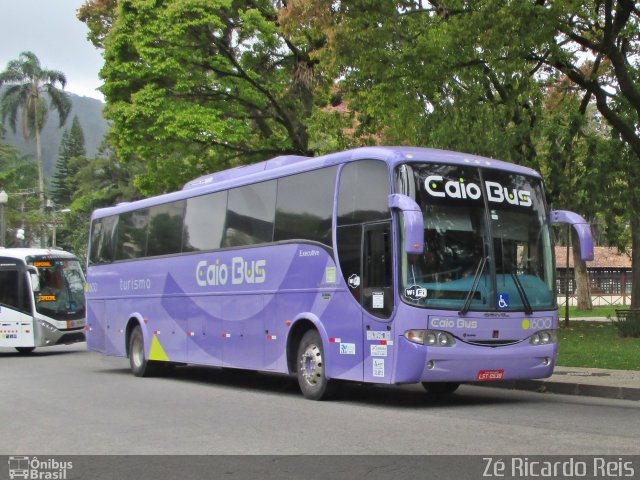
95,361,526,409
0,347,87,358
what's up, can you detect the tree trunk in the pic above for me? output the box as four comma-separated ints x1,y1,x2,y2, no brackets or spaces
35,127,46,247
572,232,592,310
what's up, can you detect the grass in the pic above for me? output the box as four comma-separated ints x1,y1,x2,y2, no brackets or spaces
556,321,640,370
558,305,618,319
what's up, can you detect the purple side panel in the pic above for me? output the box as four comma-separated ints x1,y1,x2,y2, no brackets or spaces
85,300,106,353
85,244,367,381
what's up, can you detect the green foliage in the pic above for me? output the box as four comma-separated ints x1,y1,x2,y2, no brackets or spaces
612,310,640,339
56,141,141,261
0,52,71,141
96,0,332,195
0,51,72,242
0,141,41,247
52,116,87,207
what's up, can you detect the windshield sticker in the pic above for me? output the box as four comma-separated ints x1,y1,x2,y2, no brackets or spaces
348,274,360,289
38,295,57,302
424,176,532,207
497,294,510,309
372,292,384,309
405,285,427,300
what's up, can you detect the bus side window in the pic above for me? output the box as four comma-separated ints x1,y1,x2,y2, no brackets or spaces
0,269,31,314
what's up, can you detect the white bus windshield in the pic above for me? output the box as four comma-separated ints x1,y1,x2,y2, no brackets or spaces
397,163,555,312
30,257,86,320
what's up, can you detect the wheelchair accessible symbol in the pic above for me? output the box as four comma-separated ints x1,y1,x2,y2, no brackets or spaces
497,294,509,309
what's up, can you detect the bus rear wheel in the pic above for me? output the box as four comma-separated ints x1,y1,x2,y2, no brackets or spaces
296,330,336,400
15,347,35,354
129,325,159,377
421,382,460,396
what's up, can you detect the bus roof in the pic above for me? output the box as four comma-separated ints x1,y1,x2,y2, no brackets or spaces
0,248,79,262
91,146,542,219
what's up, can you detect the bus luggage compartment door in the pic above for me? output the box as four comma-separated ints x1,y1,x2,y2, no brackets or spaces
0,310,35,348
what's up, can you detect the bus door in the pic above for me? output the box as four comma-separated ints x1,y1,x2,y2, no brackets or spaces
0,261,35,349
361,222,395,383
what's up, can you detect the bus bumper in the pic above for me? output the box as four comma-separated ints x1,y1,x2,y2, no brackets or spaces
35,320,86,347
394,336,557,384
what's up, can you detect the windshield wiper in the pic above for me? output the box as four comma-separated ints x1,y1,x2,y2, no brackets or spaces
510,273,533,315
459,256,487,315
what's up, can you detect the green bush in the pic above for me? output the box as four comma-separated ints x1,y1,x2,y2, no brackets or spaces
613,310,640,338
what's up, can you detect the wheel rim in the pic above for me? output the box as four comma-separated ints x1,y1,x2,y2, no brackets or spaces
131,334,144,369
299,343,323,387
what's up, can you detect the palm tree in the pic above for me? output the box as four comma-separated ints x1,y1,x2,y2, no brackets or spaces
0,51,71,245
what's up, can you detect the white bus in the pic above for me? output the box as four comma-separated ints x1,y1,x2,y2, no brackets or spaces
0,248,86,353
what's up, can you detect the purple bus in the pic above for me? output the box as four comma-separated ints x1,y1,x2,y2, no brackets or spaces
85,146,593,400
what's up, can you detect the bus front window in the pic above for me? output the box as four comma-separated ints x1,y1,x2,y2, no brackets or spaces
33,259,86,320
398,163,555,312
404,203,491,310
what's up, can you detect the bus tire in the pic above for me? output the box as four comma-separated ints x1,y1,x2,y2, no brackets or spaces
128,325,158,377
15,347,35,354
296,330,336,400
421,382,460,396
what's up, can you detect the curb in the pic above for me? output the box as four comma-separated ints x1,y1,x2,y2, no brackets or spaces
478,379,640,401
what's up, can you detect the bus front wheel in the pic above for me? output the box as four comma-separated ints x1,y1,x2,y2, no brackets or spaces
296,330,336,400
129,325,158,377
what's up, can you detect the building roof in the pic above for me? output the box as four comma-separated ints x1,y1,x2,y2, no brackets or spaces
555,246,631,269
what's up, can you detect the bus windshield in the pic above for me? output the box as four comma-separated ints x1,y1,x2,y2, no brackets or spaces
30,257,86,320
397,163,555,312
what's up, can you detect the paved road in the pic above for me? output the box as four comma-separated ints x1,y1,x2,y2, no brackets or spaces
2,343,640,456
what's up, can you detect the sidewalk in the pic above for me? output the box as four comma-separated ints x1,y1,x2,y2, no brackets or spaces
486,366,640,401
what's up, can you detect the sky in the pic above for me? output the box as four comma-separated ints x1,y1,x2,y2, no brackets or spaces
0,0,104,101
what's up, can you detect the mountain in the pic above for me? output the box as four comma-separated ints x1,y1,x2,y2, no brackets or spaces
1,92,109,179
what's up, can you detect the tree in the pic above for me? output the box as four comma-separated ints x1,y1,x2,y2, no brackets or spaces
58,140,142,260
285,0,640,307
281,0,632,308
415,0,640,307
280,1,546,167
0,51,72,245
52,115,87,207
0,141,40,247
79,0,332,195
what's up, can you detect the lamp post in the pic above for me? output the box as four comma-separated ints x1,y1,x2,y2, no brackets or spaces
0,190,8,248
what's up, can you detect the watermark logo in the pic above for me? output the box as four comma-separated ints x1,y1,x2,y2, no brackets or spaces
8,456,72,480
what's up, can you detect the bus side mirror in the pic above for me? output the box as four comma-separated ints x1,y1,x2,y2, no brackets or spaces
389,194,424,254
28,267,40,292
550,210,594,261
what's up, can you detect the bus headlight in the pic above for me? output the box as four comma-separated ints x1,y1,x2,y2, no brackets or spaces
529,330,557,346
404,329,456,347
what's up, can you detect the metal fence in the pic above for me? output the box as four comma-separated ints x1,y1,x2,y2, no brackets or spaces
556,268,632,306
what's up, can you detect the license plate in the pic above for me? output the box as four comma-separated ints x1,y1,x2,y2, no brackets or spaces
477,369,504,381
